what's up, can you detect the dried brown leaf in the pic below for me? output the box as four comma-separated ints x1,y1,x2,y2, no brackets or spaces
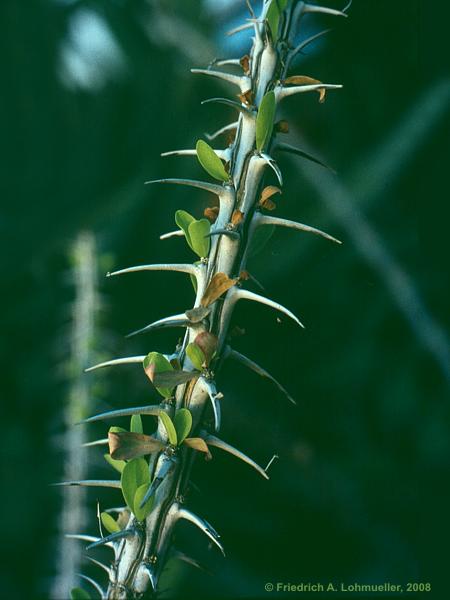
239,270,250,281
283,75,326,102
152,370,200,388
108,432,165,461
238,89,253,105
239,54,250,74
185,306,211,323
194,331,219,365
275,120,289,133
259,185,281,210
231,209,244,226
183,437,212,460
201,272,238,307
203,206,220,223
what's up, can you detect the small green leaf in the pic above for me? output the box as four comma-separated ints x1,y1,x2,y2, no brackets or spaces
173,408,193,445
159,411,178,445
186,342,206,371
130,414,143,434
196,139,229,182
109,426,127,434
71,588,91,600
190,260,202,292
248,223,275,257
101,511,120,534
256,91,276,152
120,458,150,513
266,1,280,43
104,453,126,473
188,219,211,258
143,351,175,398
133,483,155,521
175,210,195,251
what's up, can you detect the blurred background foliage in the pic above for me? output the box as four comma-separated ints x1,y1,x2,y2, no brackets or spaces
1,0,449,598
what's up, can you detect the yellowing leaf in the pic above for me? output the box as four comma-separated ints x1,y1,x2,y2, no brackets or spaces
194,331,218,366
108,431,164,461
186,342,206,371
201,272,238,307
101,511,120,534
256,91,276,152
183,437,212,460
143,352,174,398
152,369,199,388
196,139,229,182
159,411,178,446
283,75,327,102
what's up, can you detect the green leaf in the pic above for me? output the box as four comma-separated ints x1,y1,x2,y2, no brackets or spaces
196,139,229,182
248,224,275,257
190,260,202,292
120,458,150,513
159,411,178,445
175,210,195,251
101,511,120,534
188,219,211,258
143,351,175,398
186,342,206,371
104,453,126,473
130,414,143,434
194,331,219,366
133,483,155,521
256,91,276,152
173,408,193,445
109,426,127,433
266,1,280,44
71,588,91,600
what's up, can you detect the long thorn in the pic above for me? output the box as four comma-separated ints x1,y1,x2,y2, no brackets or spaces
225,346,296,404
53,480,121,489
275,83,342,102
126,313,190,338
253,213,341,244
77,574,105,598
191,68,249,91
303,3,348,17
201,97,252,115
81,405,160,424
145,178,224,197
87,529,137,550
176,507,225,556
290,29,332,61
107,263,198,277
85,556,112,575
204,433,269,480
276,142,335,172
230,287,305,328
85,356,145,372
205,121,238,141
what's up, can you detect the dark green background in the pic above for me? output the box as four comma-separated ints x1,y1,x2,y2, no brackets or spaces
1,0,449,598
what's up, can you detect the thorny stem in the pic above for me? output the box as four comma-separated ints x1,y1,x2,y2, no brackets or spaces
71,2,345,598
